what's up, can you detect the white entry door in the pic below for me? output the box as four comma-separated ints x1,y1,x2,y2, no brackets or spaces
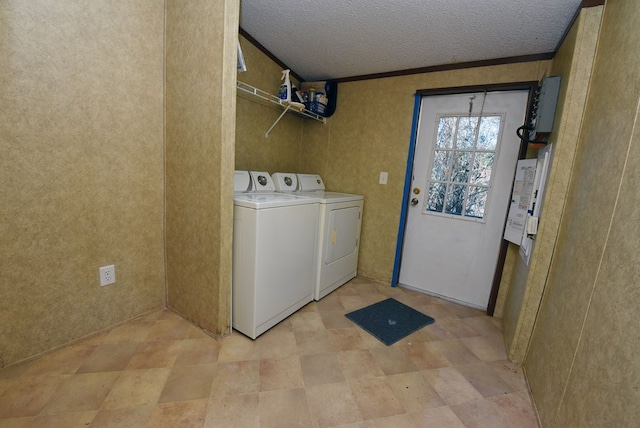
398,90,528,308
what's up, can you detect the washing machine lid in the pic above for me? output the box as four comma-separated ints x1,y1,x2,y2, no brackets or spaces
271,172,298,192
249,171,276,192
234,170,252,192
234,192,320,208
297,174,325,191
296,190,364,203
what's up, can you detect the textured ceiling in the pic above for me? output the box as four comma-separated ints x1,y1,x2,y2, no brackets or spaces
240,0,582,81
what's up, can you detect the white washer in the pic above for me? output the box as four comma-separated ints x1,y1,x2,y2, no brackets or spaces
233,171,319,339
272,172,364,300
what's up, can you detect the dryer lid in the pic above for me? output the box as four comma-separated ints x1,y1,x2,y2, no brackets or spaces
249,171,276,192
234,170,252,192
297,174,325,191
271,172,298,192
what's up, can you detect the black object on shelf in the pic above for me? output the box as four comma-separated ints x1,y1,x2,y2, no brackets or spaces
300,80,338,118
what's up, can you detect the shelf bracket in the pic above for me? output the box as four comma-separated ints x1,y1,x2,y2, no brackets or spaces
265,104,292,137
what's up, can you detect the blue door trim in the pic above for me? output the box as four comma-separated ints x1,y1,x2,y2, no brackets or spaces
391,94,422,286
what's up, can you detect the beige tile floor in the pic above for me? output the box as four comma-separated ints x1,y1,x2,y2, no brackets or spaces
0,277,539,427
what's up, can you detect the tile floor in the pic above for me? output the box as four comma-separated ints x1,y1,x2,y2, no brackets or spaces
0,277,539,427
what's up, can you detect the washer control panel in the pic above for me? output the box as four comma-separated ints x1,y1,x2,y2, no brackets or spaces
271,172,298,192
249,171,276,192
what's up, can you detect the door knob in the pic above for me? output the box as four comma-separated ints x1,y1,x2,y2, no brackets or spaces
411,198,419,206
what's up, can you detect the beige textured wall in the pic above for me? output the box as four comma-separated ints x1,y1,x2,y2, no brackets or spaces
235,35,304,172
165,0,238,336
301,63,551,283
500,7,603,363
525,1,640,425
0,1,165,366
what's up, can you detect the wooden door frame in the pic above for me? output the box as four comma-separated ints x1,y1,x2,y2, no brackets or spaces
392,81,539,316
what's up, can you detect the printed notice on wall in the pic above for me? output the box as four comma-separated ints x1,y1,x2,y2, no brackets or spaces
519,145,553,265
504,159,538,244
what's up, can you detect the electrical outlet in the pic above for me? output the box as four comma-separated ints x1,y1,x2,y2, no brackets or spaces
99,264,116,286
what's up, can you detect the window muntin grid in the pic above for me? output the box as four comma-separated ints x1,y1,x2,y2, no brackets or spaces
424,114,503,220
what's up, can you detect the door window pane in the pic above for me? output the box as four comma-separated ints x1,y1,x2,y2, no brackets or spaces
471,152,494,185
466,186,488,218
431,150,451,181
445,185,465,215
426,182,446,212
436,117,456,148
456,117,478,149
452,151,472,183
425,114,503,221
477,116,501,150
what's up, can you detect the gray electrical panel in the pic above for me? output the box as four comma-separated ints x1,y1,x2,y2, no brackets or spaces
530,76,562,140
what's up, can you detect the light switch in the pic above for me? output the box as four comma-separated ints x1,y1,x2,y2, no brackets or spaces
379,172,388,185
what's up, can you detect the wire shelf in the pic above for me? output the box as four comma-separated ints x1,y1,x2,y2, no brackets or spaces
236,80,327,126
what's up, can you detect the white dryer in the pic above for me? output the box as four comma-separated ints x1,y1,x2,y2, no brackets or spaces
272,172,364,300
233,171,319,339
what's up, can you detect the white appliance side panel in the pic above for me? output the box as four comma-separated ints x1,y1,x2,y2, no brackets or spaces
253,204,318,325
233,203,319,338
232,207,259,336
315,200,364,300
